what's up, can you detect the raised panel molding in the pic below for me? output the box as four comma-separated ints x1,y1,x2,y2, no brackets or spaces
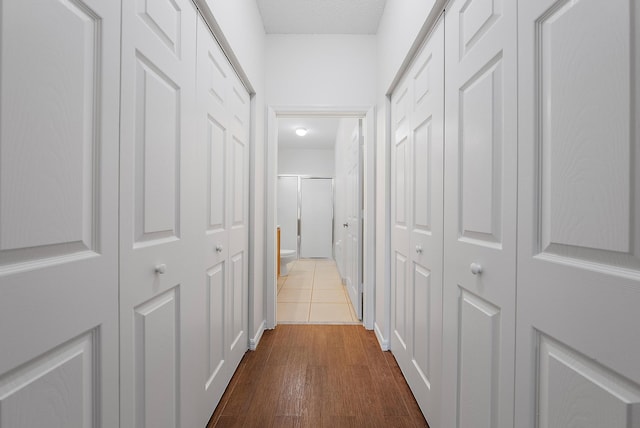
536,0,638,272
414,54,432,106
207,117,226,232
207,51,227,104
394,87,409,130
138,0,181,56
229,253,244,351
394,253,408,350
134,287,180,428
459,54,503,247
231,137,246,227
538,334,640,428
0,330,97,427
458,289,500,428
0,0,100,269
459,0,502,58
413,118,433,232
206,263,225,390
413,264,431,388
134,53,181,246
231,86,248,129
394,137,408,226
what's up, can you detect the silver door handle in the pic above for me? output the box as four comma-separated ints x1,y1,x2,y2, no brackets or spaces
470,263,483,275
343,223,349,228
415,245,423,254
155,264,167,274
215,245,223,253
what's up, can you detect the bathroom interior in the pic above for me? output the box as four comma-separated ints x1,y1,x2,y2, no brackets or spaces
276,116,361,323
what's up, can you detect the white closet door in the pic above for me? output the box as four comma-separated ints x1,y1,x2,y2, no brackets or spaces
515,1,640,426
0,1,120,426
196,16,250,416
119,1,202,427
391,18,445,426
442,0,518,426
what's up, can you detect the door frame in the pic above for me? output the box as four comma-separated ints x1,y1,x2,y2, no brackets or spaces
266,106,375,329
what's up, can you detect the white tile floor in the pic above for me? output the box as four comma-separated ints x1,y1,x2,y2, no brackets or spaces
277,258,360,324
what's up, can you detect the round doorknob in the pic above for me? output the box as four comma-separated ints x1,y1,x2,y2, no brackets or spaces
415,245,423,254
470,263,483,275
215,245,223,253
343,223,349,228
155,264,167,274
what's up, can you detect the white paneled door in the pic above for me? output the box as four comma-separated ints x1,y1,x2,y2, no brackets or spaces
515,0,640,426
196,16,250,416
391,18,444,426
119,1,204,427
0,0,121,426
442,0,518,426
345,121,363,318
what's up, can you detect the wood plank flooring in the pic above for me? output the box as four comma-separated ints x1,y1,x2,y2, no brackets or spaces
207,325,429,428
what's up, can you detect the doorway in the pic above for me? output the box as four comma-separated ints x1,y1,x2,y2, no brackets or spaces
266,107,375,329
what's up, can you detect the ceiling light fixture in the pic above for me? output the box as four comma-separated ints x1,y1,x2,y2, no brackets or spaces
295,128,308,137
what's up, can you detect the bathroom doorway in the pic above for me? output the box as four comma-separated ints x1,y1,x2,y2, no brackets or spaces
275,116,354,323
266,107,375,329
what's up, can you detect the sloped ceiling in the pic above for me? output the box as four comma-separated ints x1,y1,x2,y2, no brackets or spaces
255,0,387,34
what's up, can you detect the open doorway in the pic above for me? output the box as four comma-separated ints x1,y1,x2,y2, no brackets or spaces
276,117,358,323
265,107,375,329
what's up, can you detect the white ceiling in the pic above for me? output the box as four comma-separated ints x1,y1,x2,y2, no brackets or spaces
255,0,387,34
278,117,340,150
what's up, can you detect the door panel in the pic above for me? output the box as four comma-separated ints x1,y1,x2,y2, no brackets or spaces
393,253,409,349
134,288,179,428
207,118,226,232
459,57,502,244
0,0,120,426
206,262,225,389
458,290,500,428
196,16,250,416
515,0,640,426
120,1,200,426
391,18,444,427
443,0,517,426
134,54,181,243
139,0,181,54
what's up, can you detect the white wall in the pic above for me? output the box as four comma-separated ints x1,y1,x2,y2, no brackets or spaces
373,1,444,348
266,35,376,106
278,148,335,177
200,0,267,345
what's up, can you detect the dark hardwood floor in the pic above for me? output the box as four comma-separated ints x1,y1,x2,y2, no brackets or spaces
207,325,429,428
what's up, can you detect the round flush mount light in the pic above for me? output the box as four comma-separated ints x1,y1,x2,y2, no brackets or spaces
295,128,308,137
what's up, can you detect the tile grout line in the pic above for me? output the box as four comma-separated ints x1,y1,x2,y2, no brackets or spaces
307,260,316,323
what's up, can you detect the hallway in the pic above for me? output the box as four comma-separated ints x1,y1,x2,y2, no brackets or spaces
277,259,360,324
207,325,429,428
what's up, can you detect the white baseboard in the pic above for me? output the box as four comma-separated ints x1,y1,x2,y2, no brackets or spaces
374,322,389,351
249,320,266,350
